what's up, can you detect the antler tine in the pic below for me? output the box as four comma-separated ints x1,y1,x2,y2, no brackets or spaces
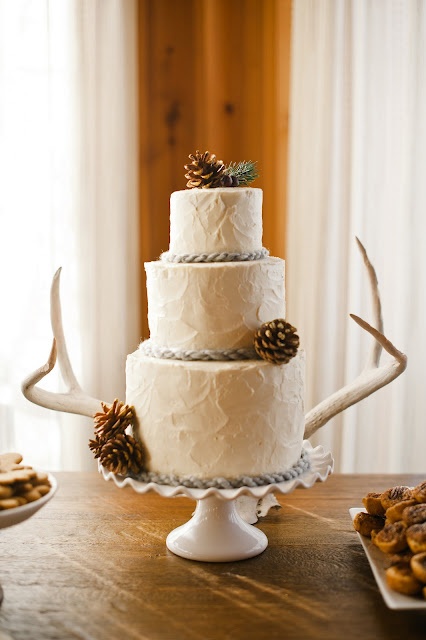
21,270,104,418
355,237,383,368
304,239,407,440
22,338,58,395
50,267,82,392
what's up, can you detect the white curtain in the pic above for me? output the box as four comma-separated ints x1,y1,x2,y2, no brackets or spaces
0,0,139,470
287,0,425,472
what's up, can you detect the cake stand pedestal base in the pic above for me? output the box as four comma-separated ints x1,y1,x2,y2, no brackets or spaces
100,441,334,563
166,495,268,562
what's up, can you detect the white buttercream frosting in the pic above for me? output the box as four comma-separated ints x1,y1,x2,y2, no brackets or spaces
125,186,306,482
169,188,263,255
145,258,285,350
126,350,305,479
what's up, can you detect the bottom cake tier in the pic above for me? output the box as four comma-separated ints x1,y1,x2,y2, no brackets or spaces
126,350,305,480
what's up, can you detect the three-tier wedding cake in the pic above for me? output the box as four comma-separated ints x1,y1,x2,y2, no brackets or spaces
126,184,306,483
20,152,407,491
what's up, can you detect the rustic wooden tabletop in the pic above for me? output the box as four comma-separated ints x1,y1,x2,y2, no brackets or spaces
0,471,425,640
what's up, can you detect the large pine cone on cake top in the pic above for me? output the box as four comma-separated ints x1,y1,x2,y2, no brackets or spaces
254,319,299,365
96,433,144,475
184,150,237,189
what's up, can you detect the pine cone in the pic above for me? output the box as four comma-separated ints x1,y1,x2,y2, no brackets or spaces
93,399,135,440
184,150,229,189
88,435,103,457
254,319,299,365
97,433,144,475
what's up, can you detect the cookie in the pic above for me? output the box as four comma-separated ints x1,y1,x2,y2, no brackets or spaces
412,481,426,504
0,452,51,510
373,521,408,554
20,488,44,503
353,511,385,537
362,492,386,516
402,503,426,527
33,472,49,485
386,499,417,524
0,452,23,472
411,552,426,583
35,485,51,496
407,523,426,554
388,549,414,566
0,485,13,499
0,497,22,510
381,486,413,511
385,563,423,596
0,468,37,485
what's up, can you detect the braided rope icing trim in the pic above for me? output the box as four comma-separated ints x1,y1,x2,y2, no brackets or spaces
160,247,269,263
128,449,310,489
139,339,259,362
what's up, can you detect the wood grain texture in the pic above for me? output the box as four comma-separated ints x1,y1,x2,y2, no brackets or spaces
1,473,426,639
137,0,292,337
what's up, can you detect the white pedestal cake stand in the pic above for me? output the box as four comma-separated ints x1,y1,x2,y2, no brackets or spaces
100,441,333,563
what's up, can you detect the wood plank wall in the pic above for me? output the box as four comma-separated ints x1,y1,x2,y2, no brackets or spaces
138,0,292,337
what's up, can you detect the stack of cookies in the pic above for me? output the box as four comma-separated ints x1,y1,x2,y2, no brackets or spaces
353,480,426,598
0,452,52,510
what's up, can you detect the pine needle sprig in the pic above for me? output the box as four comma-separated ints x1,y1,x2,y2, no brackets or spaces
224,160,259,186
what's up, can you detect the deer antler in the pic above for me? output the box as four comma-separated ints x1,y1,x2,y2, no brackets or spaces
304,238,407,439
21,268,103,417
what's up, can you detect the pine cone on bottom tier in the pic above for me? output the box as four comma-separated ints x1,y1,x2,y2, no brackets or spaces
93,399,135,440
89,399,144,474
88,435,103,457
254,319,300,365
185,150,231,189
96,433,144,476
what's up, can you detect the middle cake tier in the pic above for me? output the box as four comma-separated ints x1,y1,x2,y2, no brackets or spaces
145,257,285,351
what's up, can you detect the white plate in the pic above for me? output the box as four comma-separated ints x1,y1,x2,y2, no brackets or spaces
350,507,426,610
0,473,57,530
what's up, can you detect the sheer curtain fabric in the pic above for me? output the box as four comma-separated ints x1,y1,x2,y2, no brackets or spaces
0,0,139,470
287,0,426,472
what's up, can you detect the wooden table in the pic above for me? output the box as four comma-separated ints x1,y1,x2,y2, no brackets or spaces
1,472,426,640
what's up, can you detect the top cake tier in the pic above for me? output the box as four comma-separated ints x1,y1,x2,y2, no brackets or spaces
169,187,263,255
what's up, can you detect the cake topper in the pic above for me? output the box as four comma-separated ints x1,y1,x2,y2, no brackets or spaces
184,150,258,189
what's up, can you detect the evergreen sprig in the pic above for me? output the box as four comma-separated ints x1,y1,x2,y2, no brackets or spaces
224,160,259,186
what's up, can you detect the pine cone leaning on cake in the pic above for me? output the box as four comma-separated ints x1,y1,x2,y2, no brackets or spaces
89,399,144,475
93,398,134,440
96,433,144,475
254,319,300,365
